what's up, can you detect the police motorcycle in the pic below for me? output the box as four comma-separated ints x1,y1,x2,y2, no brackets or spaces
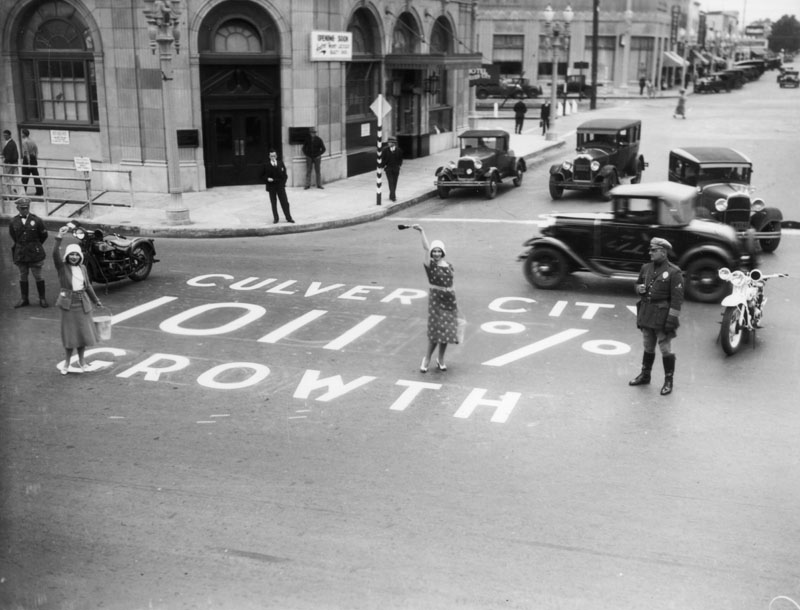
717,267,787,355
65,221,158,283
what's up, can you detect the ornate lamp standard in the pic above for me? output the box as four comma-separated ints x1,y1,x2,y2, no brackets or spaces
678,27,695,88
543,4,573,142
619,4,634,92
143,0,191,225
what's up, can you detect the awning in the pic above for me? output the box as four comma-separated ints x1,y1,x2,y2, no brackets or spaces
385,53,483,70
691,50,709,65
662,51,689,68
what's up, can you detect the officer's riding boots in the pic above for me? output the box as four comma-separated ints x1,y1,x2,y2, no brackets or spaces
629,351,656,386
660,354,676,395
36,280,48,308
14,281,30,308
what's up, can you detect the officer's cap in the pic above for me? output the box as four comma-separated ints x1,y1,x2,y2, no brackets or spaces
15,197,31,208
649,237,671,250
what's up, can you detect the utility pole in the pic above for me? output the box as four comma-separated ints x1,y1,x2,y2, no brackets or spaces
590,0,599,110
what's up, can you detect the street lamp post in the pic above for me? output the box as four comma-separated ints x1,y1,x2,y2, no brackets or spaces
619,4,634,92
143,0,191,225
543,4,573,142
678,27,695,88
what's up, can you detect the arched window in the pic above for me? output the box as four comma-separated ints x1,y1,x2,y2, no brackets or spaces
213,19,263,53
346,9,380,118
18,2,98,127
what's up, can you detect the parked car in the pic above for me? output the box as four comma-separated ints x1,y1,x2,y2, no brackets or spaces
548,118,647,200
778,69,799,88
694,73,729,93
556,74,595,98
667,147,783,252
720,68,747,88
434,130,526,199
518,182,756,303
474,77,542,100
734,59,766,78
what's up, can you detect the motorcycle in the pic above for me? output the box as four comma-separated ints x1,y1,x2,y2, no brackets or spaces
66,221,158,284
717,267,787,355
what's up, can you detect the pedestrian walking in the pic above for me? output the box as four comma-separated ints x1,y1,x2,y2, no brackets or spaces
540,101,551,136
629,237,684,396
381,138,403,202
53,225,102,374
263,149,294,223
9,197,49,308
639,76,646,95
20,129,44,197
513,100,527,134
408,224,461,373
646,79,655,98
302,127,326,189
673,89,687,119
2,129,19,200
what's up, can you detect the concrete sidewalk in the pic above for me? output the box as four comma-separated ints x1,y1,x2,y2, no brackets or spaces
0,95,665,238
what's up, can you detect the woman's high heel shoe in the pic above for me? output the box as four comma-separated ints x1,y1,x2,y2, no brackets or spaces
420,357,429,373
436,360,447,371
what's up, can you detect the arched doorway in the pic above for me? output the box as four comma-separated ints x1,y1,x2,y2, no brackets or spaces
198,1,280,187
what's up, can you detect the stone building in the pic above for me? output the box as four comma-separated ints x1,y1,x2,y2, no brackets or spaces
0,0,481,197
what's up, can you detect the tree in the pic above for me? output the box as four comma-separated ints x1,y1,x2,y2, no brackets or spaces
769,15,800,54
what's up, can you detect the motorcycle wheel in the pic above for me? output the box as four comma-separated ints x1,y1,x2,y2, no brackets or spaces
128,245,154,281
720,305,747,355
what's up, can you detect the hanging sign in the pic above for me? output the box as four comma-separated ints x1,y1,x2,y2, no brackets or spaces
310,31,352,61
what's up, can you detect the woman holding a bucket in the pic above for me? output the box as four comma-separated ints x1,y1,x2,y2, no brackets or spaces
53,226,102,374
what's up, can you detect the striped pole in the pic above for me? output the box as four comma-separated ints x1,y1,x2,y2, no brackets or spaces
376,119,383,206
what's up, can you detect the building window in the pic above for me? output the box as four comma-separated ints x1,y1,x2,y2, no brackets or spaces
538,35,569,77
213,19,262,53
18,5,98,127
630,37,655,81
584,36,617,83
346,62,378,117
493,34,524,77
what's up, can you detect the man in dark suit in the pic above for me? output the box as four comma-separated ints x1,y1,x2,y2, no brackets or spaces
301,127,326,189
381,138,403,203
2,129,20,200
264,149,294,224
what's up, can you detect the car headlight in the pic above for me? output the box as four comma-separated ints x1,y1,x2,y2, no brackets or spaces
473,160,482,170
590,161,600,172
714,197,728,212
730,270,746,286
561,161,572,171
74,228,86,240
751,198,766,212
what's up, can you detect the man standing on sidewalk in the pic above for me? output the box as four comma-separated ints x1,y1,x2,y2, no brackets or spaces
20,129,44,197
2,129,20,200
540,101,551,136
513,100,527,134
302,127,326,189
264,149,294,224
381,138,403,202
9,197,49,308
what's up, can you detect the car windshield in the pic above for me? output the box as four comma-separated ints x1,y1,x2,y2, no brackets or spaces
461,136,499,152
578,132,617,148
697,164,750,183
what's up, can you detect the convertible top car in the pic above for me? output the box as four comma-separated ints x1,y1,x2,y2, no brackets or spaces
668,146,783,251
519,181,756,302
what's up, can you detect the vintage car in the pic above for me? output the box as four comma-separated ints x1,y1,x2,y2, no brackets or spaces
519,182,756,303
548,118,647,200
778,69,799,88
474,77,542,100
434,130,526,199
694,73,729,93
556,74,595,98
667,147,783,252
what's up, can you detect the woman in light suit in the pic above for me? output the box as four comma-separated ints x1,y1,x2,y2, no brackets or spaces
53,226,102,374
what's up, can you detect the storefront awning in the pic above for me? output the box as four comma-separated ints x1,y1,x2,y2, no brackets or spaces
662,51,689,68
691,50,709,65
385,53,483,70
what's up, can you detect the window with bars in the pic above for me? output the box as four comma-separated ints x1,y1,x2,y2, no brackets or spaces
18,6,98,127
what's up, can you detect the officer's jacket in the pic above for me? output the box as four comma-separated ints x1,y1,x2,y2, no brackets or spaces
9,213,47,264
635,260,684,330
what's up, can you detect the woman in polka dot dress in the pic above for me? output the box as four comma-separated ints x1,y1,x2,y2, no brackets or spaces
411,224,459,372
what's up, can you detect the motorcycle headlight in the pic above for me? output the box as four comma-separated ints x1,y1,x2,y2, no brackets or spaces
74,228,86,240
561,161,572,171
730,270,746,286
718,267,732,281
714,198,728,212
473,160,482,170
751,198,765,212
590,161,601,172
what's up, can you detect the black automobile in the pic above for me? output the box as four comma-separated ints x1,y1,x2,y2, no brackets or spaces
474,78,542,100
519,182,756,303
548,118,647,200
778,69,799,88
434,130,526,199
556,74,594,98
667,147,783,252
694,73,729,93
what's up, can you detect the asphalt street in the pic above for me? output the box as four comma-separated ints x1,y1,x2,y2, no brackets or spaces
1,75,800,610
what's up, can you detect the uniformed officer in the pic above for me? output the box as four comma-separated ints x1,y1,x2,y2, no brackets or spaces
629,237,684,395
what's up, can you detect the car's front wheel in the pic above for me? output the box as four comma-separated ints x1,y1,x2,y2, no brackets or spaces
437,175,451,199
685,256,727,303
523,247,569,289
600,173,618,200
484,175,498,199
759,221,781,252
549,177,564,200
476,89,489,100
631,157,644,184
513,164,524,187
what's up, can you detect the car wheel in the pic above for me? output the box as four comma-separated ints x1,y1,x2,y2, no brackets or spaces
600,173,617,200
476,89,489,100
523,247,569,289
513,164,524,187
685,256,727,303
437,175,451,199
759,221,781,252
631,158,644,184
549,178,563,200
485,176,498,199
